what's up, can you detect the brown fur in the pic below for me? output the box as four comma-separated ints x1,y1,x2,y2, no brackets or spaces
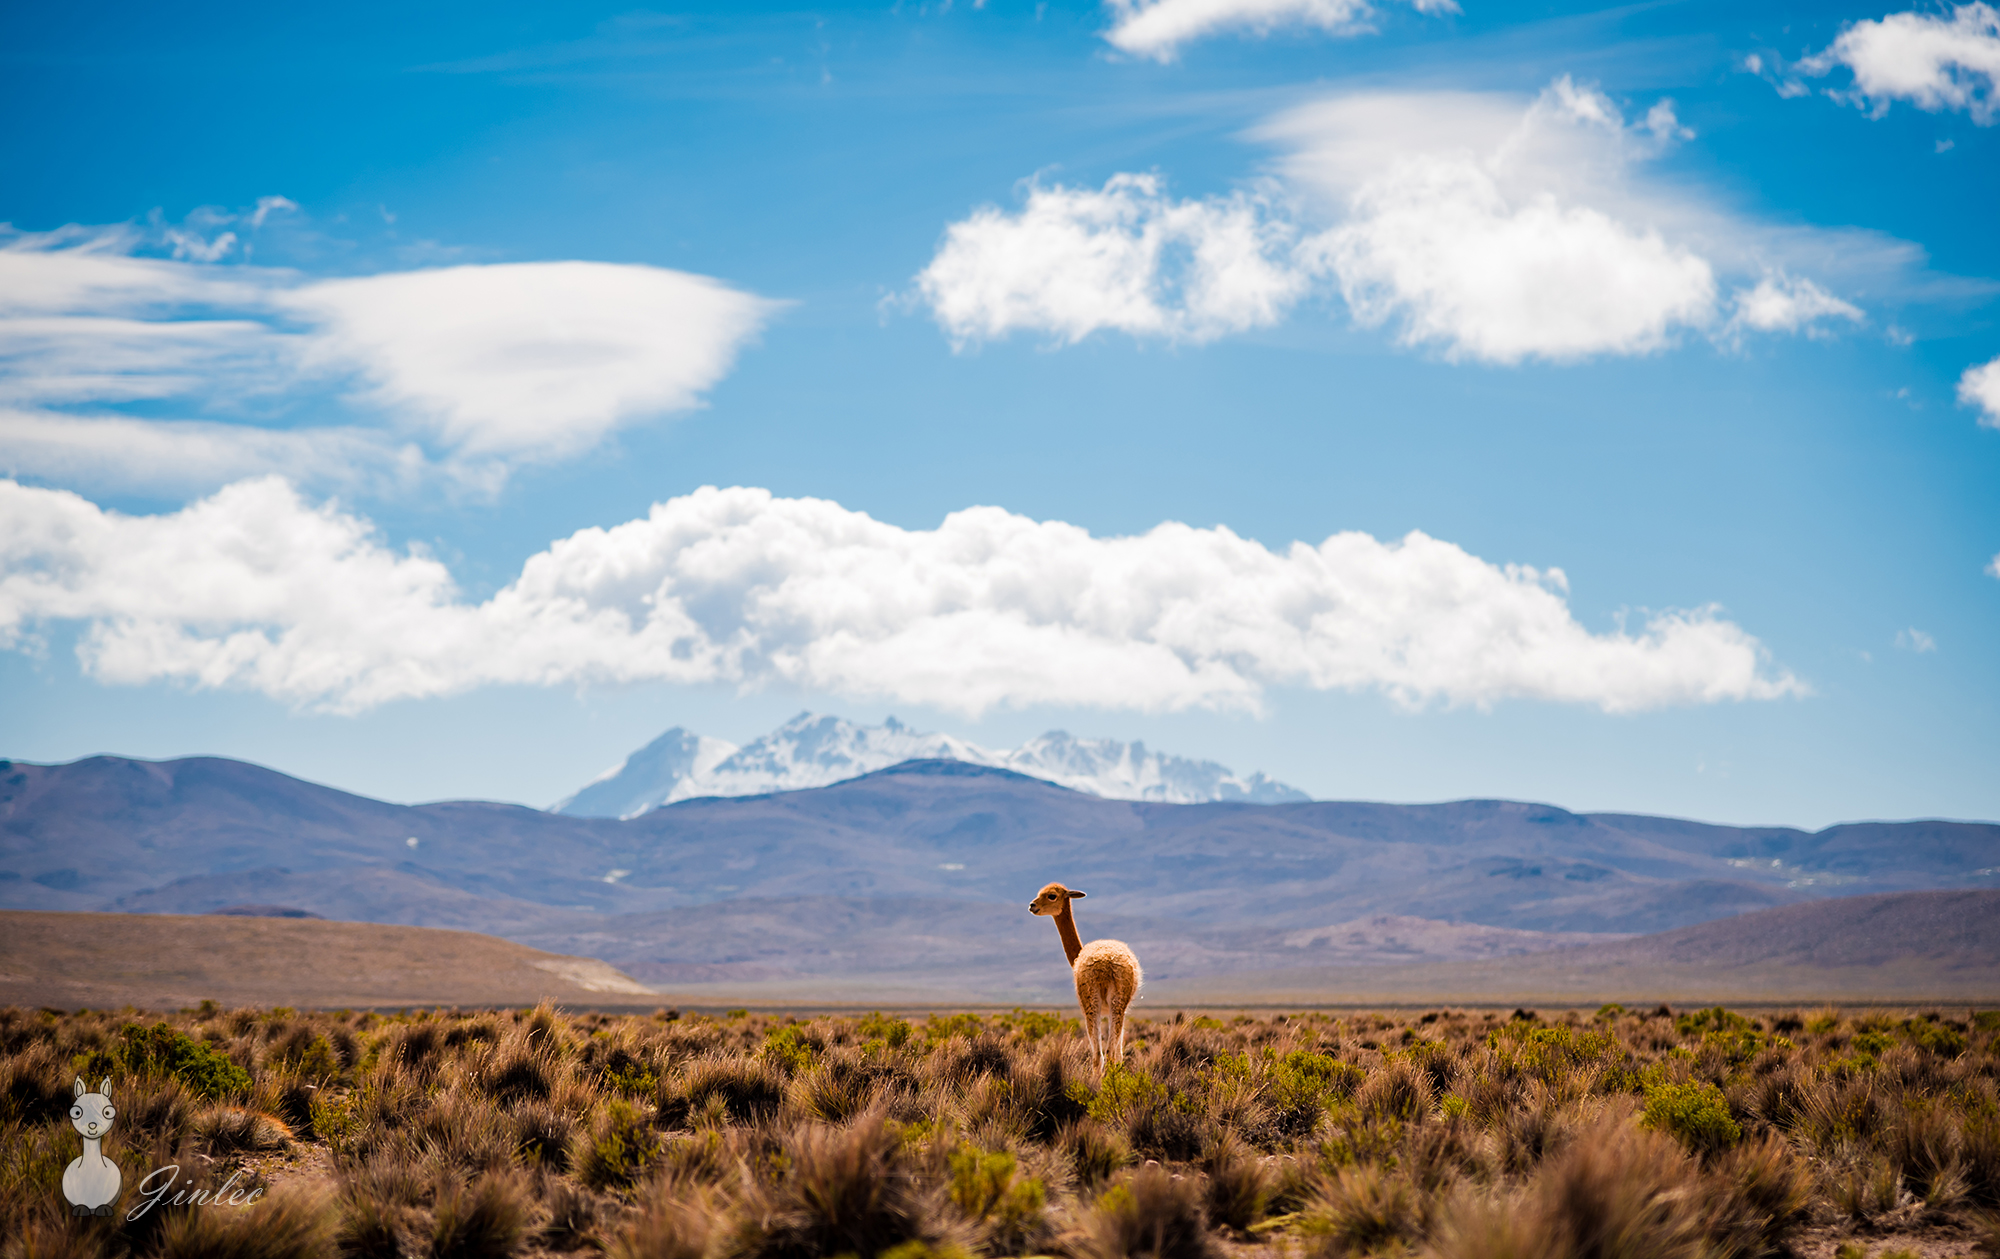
1029,881,1143,1068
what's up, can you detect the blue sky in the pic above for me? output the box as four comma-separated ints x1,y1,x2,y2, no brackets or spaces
2,0,1996,827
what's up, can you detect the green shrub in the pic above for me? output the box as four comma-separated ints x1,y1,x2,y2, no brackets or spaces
760,1026,819,1075
81,1021,253,1099
858,1011,913,1049
993,1007,1069,1042
574,1100,658,1191
1640,1077,1742,1155
1899,1018,1967,1056
948,1145,1047,1251
1676,1007,1754,1038
925,1013,985,1044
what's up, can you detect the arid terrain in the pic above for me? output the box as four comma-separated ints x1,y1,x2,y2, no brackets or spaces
2,998,1996,1259
8,889,1995,1012
0,911,652,1012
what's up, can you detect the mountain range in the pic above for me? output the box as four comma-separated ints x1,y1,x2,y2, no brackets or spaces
3,751,1997,999
552,712,1310,817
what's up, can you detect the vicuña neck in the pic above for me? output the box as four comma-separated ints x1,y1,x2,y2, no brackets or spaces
1053,901,1084,967
81,1135,102,1158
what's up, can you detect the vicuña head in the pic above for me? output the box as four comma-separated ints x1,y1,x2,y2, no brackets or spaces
1028,882,1083,917
1030,879,1142,1070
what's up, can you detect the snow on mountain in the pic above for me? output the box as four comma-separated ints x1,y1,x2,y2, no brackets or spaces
1003,730,1308,805
553,712,1309,817
550,728,737,819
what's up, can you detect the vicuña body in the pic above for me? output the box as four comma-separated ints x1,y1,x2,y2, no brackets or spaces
63,1076,122,1217
1030,881,1142,1069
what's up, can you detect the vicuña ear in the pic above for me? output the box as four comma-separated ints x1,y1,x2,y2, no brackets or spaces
74,1077,86,1098
98,1078,111,1097
1069,890,1086,898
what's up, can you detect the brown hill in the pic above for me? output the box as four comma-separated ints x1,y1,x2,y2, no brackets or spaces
0,910,655,1011
1147,890,2000,1005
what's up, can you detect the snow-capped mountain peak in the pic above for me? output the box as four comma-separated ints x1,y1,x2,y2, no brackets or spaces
552,713,1308,817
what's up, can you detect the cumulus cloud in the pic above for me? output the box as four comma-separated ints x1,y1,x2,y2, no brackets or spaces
1303,155,1716,363
916,174,1305,346
1101,0,1456,61
921,79,1871,362
0,478,1804,716
1728,273,1866,337
1960,353,2000,426
1798,3,2000,123
0,220,780,493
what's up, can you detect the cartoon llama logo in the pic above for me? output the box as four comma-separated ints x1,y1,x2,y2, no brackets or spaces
62,1077,122,1216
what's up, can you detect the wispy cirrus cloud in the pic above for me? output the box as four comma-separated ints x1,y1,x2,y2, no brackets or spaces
917,79,1884,363
0,213,782,496
1101,0,1457,62
0,478,1804,716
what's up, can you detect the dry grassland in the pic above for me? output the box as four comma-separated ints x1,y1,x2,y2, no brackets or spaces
2,1000,1998,1259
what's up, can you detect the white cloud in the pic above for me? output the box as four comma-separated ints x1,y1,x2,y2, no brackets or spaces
1101,0,1456,61
1305,156,1716,363
1799,3,2000,123
1728,273,1866,336
916,173,1305,346
1960,353,2000,426
0,410,437,498
0,478,1805,716
0,220,780,492
1895,626,1937,652
920,79,1872,362
283,263,778,458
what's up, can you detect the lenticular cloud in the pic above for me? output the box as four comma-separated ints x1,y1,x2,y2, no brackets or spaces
0,478,1803,715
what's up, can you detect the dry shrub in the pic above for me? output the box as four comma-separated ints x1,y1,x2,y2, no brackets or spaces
1299,1164,1422,1257
1019,1040,1091,1141
1522,1120,1713,1259
332,1195,404,1259
1060,1120,1135,1190
0,1217,109,1259
1493,1085,1585,1175
193,1104,295,1154
1355,1059,1433,1125
154,1186,336,1259
478,1044,556,1106
664,1058,784,1128
1827,1152,1908,1223
0,1042,76,1125
1709,1135,1813,1259
609,1179,727,1259
537,1176,605,1251
510,1099,577,1169
791,1057,878,1124
739,1111,957,1259
1199,1131,1270,1230
1074,1164,1221,1259
412,1086,518,1172
430,1171,530,1259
